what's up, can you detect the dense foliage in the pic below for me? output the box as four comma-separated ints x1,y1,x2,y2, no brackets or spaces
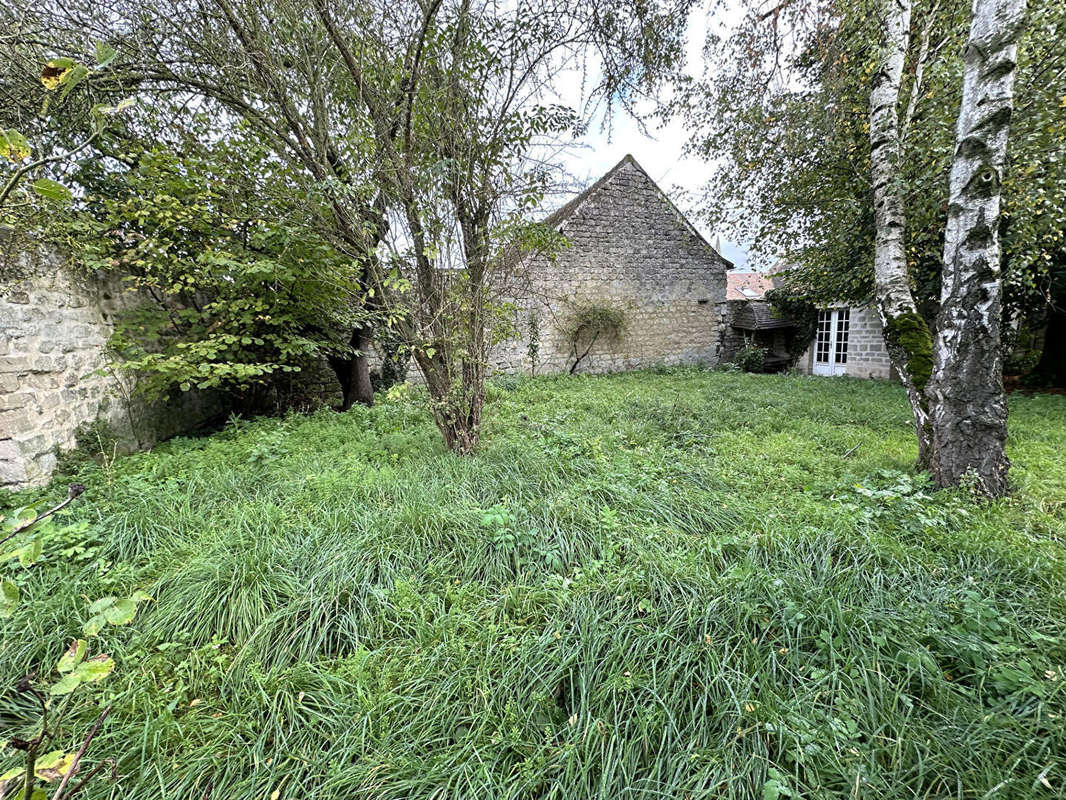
2,371,1063,798
685,0,1066,329
63,142,364,405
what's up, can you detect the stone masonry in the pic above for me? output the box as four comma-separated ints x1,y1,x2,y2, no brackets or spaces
794,304,894,379
493,155,731,375
1,245,221,489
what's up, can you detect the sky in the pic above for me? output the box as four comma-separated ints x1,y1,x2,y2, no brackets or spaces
550,2,754,270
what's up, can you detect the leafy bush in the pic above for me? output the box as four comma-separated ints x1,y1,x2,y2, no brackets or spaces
66,144,366,403
732,342,767,372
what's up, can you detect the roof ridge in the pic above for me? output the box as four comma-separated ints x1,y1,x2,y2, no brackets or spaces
540,155,731,267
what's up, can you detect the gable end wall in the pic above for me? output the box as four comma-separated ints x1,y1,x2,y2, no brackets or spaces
493,160,728,375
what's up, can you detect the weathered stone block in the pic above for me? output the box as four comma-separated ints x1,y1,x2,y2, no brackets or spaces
0,457,28,483
2,248,226,488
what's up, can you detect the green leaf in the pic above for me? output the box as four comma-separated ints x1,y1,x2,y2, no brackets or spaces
57,639,88,673
94,42,117,67
12,505,37,525
89,596,116,614
34,751,75,782
104,598,136,625
31,178,73,203
129,590,154,604
82,614,107,636
75,654,114,683
0,580,18,618
18,537,43,566
762,770,792,800
0,129,31,162
49,671,82,695
57,64,90,102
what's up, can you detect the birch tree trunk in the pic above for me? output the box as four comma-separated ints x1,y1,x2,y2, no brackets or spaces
927,0,1027,496
869,0,935,467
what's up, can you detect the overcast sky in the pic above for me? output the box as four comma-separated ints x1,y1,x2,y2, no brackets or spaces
550,2,754,270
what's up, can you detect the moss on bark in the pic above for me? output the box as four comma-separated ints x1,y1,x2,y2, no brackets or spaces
884,312,933,392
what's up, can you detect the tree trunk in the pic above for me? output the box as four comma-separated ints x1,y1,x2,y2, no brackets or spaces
927,0,1026,497
349,325,375,409
1030,301,1066,387
328,326,375,410
869,0,935,466
413,350,483,454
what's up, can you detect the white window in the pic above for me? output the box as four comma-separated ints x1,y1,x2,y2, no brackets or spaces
813,308,849,376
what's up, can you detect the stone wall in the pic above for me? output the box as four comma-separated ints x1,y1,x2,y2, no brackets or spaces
795,304,894,379
492,156,729,375
1,245,223,489
714,301,748,364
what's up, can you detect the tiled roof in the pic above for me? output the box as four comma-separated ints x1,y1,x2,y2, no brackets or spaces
726,271,777,301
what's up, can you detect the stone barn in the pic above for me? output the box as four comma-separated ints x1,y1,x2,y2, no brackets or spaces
493,155,732,375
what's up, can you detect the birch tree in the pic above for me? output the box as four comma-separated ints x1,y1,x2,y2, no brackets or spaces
868,0,936,466
927,0,1027,495
686,0,1041,496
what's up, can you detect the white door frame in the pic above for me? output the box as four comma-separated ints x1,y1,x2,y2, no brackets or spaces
812,308,850,376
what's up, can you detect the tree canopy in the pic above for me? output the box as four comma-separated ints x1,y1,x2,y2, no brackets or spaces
683,0,1065,330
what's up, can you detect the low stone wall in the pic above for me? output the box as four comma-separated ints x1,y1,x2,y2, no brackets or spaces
0,245,223,489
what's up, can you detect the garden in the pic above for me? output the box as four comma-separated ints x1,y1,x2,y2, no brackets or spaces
2,369,1064,798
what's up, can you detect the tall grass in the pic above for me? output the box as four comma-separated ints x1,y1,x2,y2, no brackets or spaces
1,369,1063,798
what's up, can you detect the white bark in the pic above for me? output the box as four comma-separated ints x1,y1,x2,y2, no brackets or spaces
901,0,941,139
870,0,912,319
928,0,1026,496
869,0,934,464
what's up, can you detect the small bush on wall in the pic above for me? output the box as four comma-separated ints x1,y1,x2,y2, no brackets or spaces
562,303,627,374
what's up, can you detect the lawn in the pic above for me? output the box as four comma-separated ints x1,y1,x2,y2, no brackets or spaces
2,369,1064,799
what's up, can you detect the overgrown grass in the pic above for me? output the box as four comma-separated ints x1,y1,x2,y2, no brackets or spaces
2,369,1064,799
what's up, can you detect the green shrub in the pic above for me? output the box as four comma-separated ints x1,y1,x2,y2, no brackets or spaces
733,342,767,372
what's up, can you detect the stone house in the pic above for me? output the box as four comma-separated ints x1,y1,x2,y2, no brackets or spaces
795,305,893,379
719,269,894,379
492,155,732,375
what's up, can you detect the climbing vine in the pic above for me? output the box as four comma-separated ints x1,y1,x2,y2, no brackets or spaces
562,303,627,374
765,287,819,360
